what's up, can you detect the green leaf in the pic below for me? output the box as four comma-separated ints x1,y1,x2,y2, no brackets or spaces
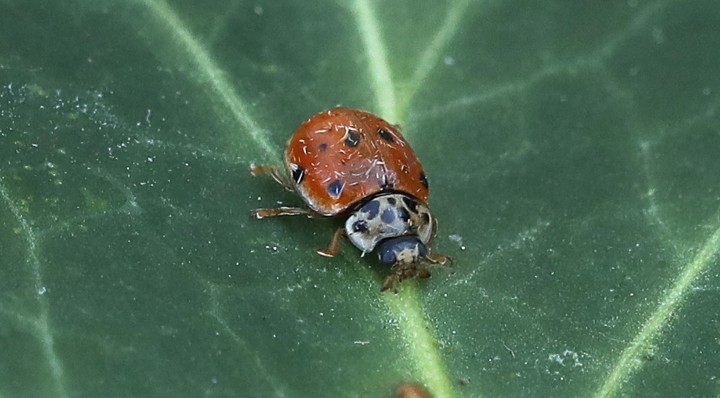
1,1,719,397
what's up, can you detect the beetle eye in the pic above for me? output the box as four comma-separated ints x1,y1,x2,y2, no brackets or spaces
378,245,396,265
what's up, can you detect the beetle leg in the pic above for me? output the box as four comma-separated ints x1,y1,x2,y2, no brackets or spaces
426,252,451,265
380,274,399,293
252,207,313,219
251,164,315,218
416,267,432,279
250,163,294,191
316,228,346,257
424,252,455,277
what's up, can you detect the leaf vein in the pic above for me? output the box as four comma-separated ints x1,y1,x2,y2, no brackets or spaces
383,284,457,398
400,0,473,118
0,177,68,398
419,0,674,120
351,0,398,122
142,0,278,162
594,222,720,397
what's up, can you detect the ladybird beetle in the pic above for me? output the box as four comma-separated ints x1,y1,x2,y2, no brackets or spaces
251,107,448,291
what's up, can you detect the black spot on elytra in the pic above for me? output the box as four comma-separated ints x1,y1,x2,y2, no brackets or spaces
402,197,419,213
292,165,305,184
326,180,344,198
345,131,361,147
377,128,394,143
362,200,381,220
419,172,429,189
381,208,395,223
317,143,328,152
352,220,368,233
397,207,410,222
387,197,396,205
